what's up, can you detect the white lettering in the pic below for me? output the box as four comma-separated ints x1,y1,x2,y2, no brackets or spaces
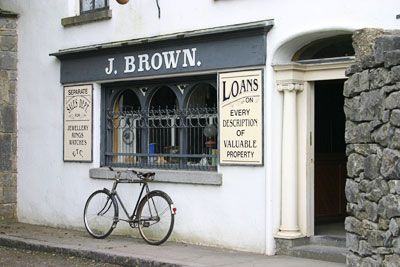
162,50,181,69
138,54,151,72
182,48,196,67
105,58,114,75
124,56,136,73
151,53,162,70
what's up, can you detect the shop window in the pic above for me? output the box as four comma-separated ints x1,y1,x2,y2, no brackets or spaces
80,0,109,13
103,79,218,171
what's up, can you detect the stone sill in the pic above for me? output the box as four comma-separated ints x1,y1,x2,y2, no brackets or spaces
61,10,112,27
90,167,223,186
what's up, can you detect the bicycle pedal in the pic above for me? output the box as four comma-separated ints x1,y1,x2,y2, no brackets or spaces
142,222,150,227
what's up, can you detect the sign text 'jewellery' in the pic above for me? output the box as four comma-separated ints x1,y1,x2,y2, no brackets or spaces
64,84,93,162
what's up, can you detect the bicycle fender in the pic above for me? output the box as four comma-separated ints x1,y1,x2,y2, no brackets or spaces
142,190,176,215
101,188,119,223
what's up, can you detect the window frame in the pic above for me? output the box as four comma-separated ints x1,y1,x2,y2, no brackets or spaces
100,75,218,171
80,0,109,14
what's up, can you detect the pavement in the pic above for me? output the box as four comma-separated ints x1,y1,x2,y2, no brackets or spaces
0,220,346,267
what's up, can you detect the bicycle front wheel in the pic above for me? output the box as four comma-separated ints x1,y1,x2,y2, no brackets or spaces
137,191,175,245
84,190,118,239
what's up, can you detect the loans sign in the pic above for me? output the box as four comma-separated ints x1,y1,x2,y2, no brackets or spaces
63,84,93,162
218,70,263,166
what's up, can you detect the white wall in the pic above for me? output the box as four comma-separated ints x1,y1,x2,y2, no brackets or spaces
1,0,399,255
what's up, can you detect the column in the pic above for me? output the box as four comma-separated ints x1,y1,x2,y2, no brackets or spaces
275,82,304,239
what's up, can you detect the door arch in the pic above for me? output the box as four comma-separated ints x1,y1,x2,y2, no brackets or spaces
273,30,355,238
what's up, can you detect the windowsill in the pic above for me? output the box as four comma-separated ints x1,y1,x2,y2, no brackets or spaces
89,167,223,186
61,9,112,27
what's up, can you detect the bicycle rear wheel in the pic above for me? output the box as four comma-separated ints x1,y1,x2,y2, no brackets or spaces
84,190,118,239
137,191,175,245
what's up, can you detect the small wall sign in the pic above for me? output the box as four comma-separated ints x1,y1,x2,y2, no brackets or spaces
218,69,263,166
63,84,93,162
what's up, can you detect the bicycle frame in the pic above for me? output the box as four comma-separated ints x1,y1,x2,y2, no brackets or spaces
109,179,151,225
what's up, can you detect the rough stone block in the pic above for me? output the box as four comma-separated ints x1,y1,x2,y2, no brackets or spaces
362,256,382,267
378,194,400,219
390,110,400,126
346,144,382,157
389,66,400,83
389,218,400,237
379,218,390,231
381,149,400,179
383,254,400,267
364,155,381,180
3,186,16,203
347,153,365,177
347,232,360,252
365,201,378,222
0,36,17,51
0,18,6,28
346,63,363,77
5,19,16,29
384,50,400,68
367,230,386,247
346,216,364,235
357,90,384,121
346,179,360,203
344,73,361,97
371,123,395,147
375,35,400,64
0,203,16,219
369,68,391,89
388,180,400,194
345,121,372,144
366,179,389,203
386,91,400,109
362,55,382,69
363,219,379,230
347,253,362,267
383,83,400,94
0,51,17,69
359,240,373,256
0,134,12,172
347,203,367,220
0,172,16,187
0,104,15,133
392,236,400,254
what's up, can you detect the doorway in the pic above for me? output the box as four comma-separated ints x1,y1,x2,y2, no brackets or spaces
314,79,346,237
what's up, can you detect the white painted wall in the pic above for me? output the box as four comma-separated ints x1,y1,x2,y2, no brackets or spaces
1,0,399,255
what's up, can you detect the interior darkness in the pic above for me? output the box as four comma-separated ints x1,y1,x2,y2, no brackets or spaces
118,90,140,111
314,80,346,154
314,79,347,235
187,83,217,109
150,86,177,110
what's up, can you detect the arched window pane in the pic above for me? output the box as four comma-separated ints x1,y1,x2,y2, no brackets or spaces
113,90,141,165
293,35,354,61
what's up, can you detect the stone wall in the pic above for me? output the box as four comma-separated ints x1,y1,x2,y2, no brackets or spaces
345,29,400,266
0,10,18,220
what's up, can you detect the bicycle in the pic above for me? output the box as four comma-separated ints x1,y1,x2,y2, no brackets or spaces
83,167,176,245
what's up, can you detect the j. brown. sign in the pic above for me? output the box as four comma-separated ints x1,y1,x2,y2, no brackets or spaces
52,23,271,84
218,69,263,166
63,84,93,162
